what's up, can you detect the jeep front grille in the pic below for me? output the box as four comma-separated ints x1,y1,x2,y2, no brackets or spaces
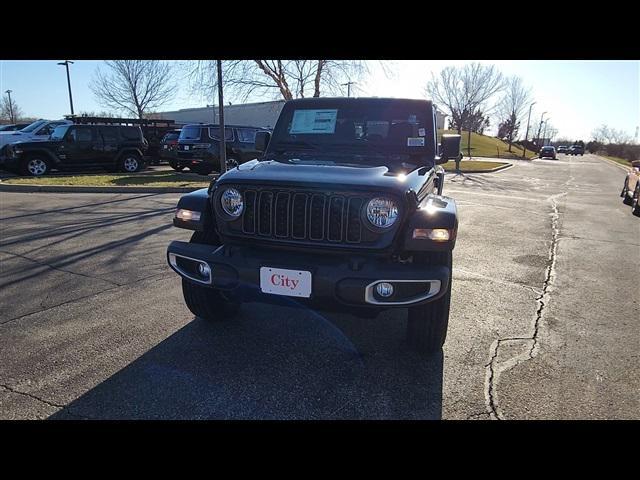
238,189,365,244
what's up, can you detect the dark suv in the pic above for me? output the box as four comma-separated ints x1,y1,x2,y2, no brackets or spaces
166,97,462,354
0,124,147,176
174,124,270,174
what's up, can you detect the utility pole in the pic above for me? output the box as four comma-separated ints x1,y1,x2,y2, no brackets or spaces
57,60,75,116
541,119,549,146
342,81,356,98
4,90,15,123
522,101,536,159
217,60,226,175
535,111,547,147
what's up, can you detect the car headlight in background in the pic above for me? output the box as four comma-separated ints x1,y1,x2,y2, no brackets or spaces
221,188,244,217
366,197,399,228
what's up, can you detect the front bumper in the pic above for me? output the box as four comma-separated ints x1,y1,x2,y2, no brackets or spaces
167,241,450,310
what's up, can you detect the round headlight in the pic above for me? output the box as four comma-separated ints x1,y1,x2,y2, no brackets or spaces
366,197,399,228
221,188,244,217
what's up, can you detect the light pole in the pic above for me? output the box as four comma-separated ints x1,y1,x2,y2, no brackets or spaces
541,118,550,146
522,101,536,159
57,60,75,116
5,90,15,123
216,60,226,174
535,111,547,147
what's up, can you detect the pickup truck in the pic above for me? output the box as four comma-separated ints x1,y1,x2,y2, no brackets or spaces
166,97,461,354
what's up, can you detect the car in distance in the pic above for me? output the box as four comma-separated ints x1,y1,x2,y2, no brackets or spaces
159,129,181,166
0,123,31,132
166,97,462,354
174,124,271,174
0,123,147,176
568,145,585,156
0,119,72,150
621,160,640,216
539,146,557,159
556,145,569,154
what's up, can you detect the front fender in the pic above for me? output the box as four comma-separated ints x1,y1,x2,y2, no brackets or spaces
402,194,458,252
173,188,213,231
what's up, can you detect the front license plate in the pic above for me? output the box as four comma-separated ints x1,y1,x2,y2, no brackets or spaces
184,145,189,150
260,267,312,298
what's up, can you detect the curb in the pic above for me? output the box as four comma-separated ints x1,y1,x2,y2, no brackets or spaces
595,155,631,172
0,183,208,194
444,163,513,174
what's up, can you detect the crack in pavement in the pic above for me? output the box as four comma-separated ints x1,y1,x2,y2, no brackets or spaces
0,249,121,287
483,192,566,420
0,383,89,420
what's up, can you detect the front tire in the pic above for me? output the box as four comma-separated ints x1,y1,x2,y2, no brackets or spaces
181,230,240,321
169,159,184,171
632,184,640,216
406,251,452,355
622,179,633,205
21,155,51,176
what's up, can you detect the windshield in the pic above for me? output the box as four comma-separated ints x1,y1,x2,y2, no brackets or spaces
50,125,71,141
267,102,434,167
179,126,201,141
18,120,47,133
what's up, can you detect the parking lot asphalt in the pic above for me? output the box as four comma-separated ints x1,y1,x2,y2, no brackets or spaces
0,154,638,419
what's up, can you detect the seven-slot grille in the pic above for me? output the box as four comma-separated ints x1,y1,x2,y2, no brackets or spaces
238,188,366,244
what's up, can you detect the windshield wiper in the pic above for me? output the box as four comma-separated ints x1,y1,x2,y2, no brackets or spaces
272,140,323,152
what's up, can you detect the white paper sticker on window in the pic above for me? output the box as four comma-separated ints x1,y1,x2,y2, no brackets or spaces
290,109,338,134
407,137,425,147
418,128,426,137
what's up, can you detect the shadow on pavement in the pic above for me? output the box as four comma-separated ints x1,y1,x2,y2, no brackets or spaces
49,304,444,420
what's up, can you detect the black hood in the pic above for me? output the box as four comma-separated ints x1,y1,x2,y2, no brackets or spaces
216,159,429,198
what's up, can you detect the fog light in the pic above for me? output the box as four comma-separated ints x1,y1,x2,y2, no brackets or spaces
412,228,450,241
376,282,394,297
176,209,201,221
198,262,211,278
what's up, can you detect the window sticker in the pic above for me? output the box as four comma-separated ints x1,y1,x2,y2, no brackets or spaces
407,137,425,147
290,109,338,134
418,128,426,137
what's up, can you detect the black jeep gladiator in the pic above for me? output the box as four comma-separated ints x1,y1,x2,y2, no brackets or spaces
166,97,461,354
0,123,147,176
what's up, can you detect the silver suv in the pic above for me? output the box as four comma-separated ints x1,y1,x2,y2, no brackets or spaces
0,119,72,149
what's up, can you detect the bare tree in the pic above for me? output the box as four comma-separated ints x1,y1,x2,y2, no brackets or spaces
591,124,632,144
425,63,506,136
0,93,24,123
90,60,177,119
184,60,374,104
496,76,532,151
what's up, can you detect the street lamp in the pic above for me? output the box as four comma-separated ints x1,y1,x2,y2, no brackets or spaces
542,118,550,146
57,60,75,116
4,90,15,123
522,101,536,159
342,80,356,97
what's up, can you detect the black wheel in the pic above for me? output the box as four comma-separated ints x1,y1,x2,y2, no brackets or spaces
406,251,452,355
622,179,633,205
181,230,240,321
632,184,640,216
20,155,51,176
169,159,184,171
226,158,239,170
119,153,142,173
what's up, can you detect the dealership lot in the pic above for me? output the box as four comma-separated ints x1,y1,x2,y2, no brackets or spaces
0,154,638,419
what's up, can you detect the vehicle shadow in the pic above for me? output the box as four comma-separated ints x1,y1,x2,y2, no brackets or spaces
48,304,443,420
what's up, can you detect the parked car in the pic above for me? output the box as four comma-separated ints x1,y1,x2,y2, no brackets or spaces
174,124,271,174
621,160,640,216
556,145,569,154
0,123,147,176
160,129,182,165
0,123,31,132
166,97,462,354
539,146,557,159
568,145,585,156
0,119,72,150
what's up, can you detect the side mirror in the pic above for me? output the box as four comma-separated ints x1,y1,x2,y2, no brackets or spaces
255,131,271,152
436,134,461,165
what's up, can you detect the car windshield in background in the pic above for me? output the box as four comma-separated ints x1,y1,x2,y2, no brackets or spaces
50,125,70,141
18,120,47,133
179,126,201,140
